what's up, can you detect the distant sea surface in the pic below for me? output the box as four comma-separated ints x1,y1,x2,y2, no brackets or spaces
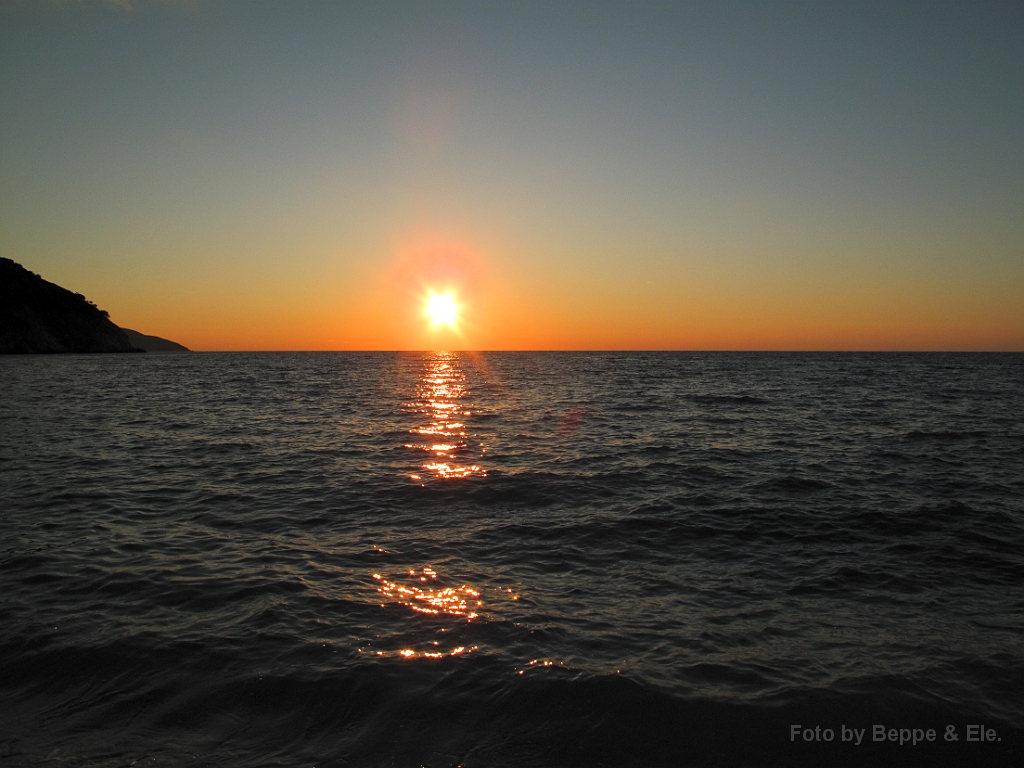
1,352,1022,767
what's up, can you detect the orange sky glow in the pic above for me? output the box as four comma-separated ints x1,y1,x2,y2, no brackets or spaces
97,224,1021,352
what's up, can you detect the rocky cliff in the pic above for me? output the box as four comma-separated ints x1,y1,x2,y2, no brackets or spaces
0,258,141,354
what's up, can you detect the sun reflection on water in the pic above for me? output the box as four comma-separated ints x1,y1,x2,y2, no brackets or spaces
373,568,482,620
405,352,486,480
364,563,524,661
362,645,478,659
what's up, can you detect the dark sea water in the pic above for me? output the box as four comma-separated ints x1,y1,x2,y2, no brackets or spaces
1,352,1022,767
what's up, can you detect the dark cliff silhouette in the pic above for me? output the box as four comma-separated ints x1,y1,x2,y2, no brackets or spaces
121,328,189,352
0,258,142,354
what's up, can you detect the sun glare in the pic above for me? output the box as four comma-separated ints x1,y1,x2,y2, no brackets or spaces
425,291,459,329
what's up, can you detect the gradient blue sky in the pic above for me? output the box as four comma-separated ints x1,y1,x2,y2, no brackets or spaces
2,0,1022,349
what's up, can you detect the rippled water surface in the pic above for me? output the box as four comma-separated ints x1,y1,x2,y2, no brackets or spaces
1,352,1022,767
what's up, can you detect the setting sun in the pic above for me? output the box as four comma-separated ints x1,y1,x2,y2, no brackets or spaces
425,291,459,329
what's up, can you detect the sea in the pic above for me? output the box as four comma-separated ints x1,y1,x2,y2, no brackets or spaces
1,351,1022,767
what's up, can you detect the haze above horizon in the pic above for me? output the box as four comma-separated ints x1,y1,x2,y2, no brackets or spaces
1,1,1021,351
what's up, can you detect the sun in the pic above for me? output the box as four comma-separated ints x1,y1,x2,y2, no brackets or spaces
425,291,459,329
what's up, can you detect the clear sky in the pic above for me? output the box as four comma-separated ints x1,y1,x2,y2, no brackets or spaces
2,0,1022,350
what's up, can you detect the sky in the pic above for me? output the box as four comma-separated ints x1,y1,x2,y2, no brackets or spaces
1,0,1022,351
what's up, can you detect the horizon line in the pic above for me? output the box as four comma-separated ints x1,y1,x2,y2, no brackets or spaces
148,348,1024,354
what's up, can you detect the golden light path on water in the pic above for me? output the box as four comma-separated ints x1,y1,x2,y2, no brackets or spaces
405,352,486,481
370,354,555,665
